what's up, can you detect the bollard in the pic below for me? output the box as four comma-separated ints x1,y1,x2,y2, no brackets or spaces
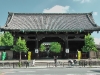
83,61,86,67
47,63,48,67
49,63,50,67
79,61,80,66
63,62,64,67
47,63,49,67
26,62,27,68
89,61,91,67
13,63,14,68
2,62,4,68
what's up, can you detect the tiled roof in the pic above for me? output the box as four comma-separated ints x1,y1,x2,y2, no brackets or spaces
1,12,100,32
96,44,100,49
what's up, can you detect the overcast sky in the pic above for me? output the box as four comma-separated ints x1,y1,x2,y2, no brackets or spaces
0,0,100,44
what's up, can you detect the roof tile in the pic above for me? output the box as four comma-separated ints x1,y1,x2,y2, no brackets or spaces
2,12,100,32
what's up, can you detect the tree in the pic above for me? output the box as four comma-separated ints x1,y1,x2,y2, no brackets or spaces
0,33,4,46
40,44,46,52
0,32,13,46
50,42,61,53
82,34,97,57
0,32,13,60
11,37,29,67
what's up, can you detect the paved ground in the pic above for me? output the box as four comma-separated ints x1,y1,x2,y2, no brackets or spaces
0,67,100,75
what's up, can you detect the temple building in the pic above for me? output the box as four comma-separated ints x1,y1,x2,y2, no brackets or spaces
1,12,100,59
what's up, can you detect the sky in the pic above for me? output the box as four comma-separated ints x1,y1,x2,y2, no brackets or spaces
0,0,100,44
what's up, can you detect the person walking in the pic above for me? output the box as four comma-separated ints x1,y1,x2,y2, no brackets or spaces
54,56,58,67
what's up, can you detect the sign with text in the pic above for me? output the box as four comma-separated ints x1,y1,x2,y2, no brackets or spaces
2,52,6,60
28,51,31,60
35,49,38,53
78,51,81,60
66,49,69,53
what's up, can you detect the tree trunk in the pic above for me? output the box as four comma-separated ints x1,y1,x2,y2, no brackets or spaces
19,51,21,67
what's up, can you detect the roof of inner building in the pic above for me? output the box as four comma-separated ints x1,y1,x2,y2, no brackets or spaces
1,12,100,32
96,44,100,49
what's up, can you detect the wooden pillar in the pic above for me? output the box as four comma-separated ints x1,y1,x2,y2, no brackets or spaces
36,38,38,49
65,35,69,59
12,32,17,59
35,34,39,59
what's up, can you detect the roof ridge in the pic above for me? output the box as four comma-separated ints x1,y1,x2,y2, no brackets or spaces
6,13,14,26
8,12,92,15
86,14,97,27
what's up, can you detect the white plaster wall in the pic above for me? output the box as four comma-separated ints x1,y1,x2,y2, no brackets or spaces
90,51,96,59
0,50,13,60
6,51,13,59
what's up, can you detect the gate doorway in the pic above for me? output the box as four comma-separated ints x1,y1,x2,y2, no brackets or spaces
39,37,65,59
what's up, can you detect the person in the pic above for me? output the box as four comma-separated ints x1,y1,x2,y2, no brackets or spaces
32,59,35,66
71,60,74,66
68,59,74,66
83,60,86,67
73,60,77,65
54,56,58,67
89,58,92,67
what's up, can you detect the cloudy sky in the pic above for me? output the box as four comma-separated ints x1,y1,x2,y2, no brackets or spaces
0,0,100,44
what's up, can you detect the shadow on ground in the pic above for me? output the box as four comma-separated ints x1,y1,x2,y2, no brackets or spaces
91,70,100,73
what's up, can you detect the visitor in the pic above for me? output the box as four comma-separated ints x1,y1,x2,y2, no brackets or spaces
89,58,92,67
32,59,35,66
73,60,77,65
68,59,74,66
54,56,58,67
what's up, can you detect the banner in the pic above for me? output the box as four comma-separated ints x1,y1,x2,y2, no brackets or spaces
2,52,6,60
78,51,81,60
28,51,31,60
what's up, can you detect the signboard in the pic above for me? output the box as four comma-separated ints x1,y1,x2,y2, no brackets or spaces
35,49,38,53
78,51,81,60
28,51,31,60
2,52,6,60
66,49,69,53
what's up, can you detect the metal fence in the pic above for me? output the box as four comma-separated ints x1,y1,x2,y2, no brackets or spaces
0,60,100,68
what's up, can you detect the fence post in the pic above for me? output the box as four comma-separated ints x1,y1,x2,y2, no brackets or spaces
13,63,14,68
26,61,27,68
47,63,48,67
2,62,4,68
49,63,50,67
63,62,64,67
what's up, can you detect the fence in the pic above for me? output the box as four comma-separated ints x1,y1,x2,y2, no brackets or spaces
0,60,100,68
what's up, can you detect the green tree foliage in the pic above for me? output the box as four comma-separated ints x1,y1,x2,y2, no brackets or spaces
50,42,61,53
40,44,46,52
82,34,97,52
11,37,28,52
1,32,13,46
11,37,29,67
0,33,4,46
